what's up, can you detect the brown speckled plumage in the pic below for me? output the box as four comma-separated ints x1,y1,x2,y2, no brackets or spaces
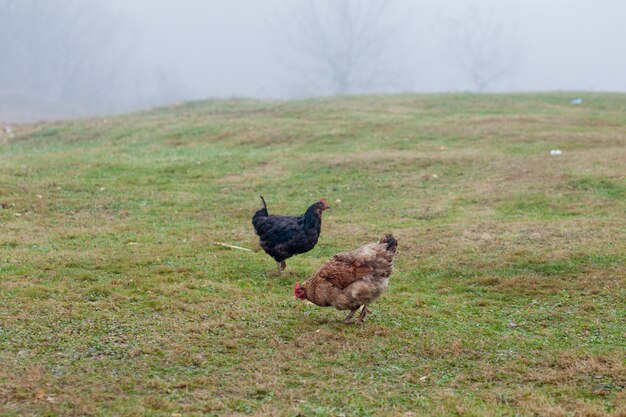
297,234,397,323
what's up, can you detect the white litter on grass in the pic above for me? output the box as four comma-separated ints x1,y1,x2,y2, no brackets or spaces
550,150,562,156
571,98,583,105
214,241,254,252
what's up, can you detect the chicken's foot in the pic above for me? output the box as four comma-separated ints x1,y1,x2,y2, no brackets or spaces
276,262,283,275
342,309,358,324
355,305,369,323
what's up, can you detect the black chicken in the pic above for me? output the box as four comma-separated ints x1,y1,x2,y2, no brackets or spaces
252,196,330,274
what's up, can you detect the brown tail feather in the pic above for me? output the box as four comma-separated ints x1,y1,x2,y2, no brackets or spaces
380,234,397,253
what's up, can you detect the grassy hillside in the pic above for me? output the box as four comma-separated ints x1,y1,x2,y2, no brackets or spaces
1,94,625,416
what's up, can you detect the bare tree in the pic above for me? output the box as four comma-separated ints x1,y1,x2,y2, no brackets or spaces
273,0,409,97
443,7,524,93
0,0,131,121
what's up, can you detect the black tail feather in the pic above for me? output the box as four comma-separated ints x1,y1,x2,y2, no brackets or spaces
380,234,397,253
253,196,269,222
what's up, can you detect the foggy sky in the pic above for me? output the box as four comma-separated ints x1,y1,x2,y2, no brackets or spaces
3,0,626,122
112,0,626,94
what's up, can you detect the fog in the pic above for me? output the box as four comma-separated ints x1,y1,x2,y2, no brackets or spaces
2,0,626,122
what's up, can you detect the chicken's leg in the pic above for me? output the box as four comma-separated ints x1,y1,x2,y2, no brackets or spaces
342,309,358,324
276,262,283,275
355,305,369,323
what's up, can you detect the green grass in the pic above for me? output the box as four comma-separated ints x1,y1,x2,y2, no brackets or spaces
1,93,625,416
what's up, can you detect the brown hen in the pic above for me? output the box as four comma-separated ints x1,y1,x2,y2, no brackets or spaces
294,234,397,323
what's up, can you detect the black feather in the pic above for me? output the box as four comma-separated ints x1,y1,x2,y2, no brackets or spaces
252,198,326,263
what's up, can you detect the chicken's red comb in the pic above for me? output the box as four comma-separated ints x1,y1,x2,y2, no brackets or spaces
320,198,327,204
295,282,301,289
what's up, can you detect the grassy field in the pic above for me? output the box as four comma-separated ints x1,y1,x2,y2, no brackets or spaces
1,93,625,416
